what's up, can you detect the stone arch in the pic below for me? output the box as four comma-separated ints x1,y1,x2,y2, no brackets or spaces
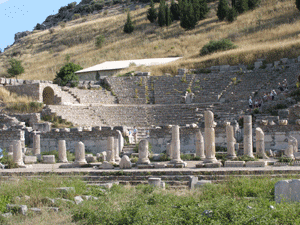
42,86,55,105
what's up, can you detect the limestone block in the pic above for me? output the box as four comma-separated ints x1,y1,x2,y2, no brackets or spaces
275,179,300,203
269,121,276,125
280,58,288,64
29,208,42,214
254,61,263,69
153,163,166,168
188,176,212,189
58,140,68,163
204,162,222,168
99,161,114,169
194,180,212,188
279,120,288,126
137,140,150,165
24,156,37,164
86,155,96,163
74,142,87,165
224,161,245,167
148,178,164,189
137,164,154,169
119,155,132,169
274,61,280,67
43,155,56,164
55,187,75,193
261,120,268,126
74,196,84,205
6,204,27,215
245,161,267,167
220,65,230,71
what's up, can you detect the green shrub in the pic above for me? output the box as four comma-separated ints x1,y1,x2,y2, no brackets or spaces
253,108,260,114
200,39,237,56
0,150,18,169
54,62,82,86
226,7,238,22
95,35,105,48
7,58,24,77
72,13,81,20
58,21,66,28
278,156,294,163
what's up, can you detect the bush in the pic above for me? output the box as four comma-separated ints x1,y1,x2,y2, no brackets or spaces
58,21,66,28
54,62,83,86
7,58,24,77
95,35,105,48
200,39,237,55
72,13,81,20
248,0,260,10
170,0,180,20
6,102,44,113
124,12,134,33
217,0,229,21
226,7,237,22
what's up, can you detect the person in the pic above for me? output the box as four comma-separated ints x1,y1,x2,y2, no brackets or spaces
283,79,288,91
254,99,258,108
128,130,133,144
248,96,253,112
263,93,268,102
270,90,274,100
272,89,277,100
258,98,262,108
133,127,137,144
278,82,284,92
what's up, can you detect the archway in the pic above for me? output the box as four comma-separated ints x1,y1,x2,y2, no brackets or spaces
42,87,55,105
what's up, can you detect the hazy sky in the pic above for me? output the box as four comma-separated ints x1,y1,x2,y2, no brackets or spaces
0,0,73,51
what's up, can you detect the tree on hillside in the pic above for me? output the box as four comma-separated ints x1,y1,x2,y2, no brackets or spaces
170,0,180,20
248,0,260,10
147,0,158,23
124,12,134,33
7,58,24,78
180,0,197,30
54,62,82,87
232,0,236,7
158,0,167,27
226,7,237,22
165,5,172,26
217,0,229,21
198,0,209,20
235,0,248,14
297,0,300,11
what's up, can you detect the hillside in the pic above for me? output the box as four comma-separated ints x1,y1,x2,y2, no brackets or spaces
0,0,300,81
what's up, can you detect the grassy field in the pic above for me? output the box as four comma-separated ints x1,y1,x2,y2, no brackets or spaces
0,175,300,224
0,0,299,80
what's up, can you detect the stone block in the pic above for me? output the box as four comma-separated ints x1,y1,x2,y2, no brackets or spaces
189,176,199,189
6,204,27,215
86,155,96,163
194,180,212,188
280,58,288,64
137,164,154,169
98,182,119,189
275,179,300,203
74,196,84,205
274,162,289,167
274,61,280,67
245,161,267,167
153,163,166,168
55,187,75,193
29,208,42,214
148,177,164,189
204,162,222,168
279,120,288,126
278,109,289,118
99,162,114,169
119,155,132,169
24,156,37,164
220,65,230,71
195,162,205,168
43,155,56,164
254,61,263,69
224,161,245,167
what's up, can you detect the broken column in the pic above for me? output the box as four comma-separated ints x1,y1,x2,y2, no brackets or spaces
136,139,150,164
13,140,24,166
116,130,124,153
243,115,254,158
58,140,68,163
169,125,186,166
74,141,87,165
203,111,218,163
285,137,295,160
290,136,298,154
106,137,115,163
255,127,268,159
33,134,40,156
195,130,205,160
114,138,121,162
226,123,237,159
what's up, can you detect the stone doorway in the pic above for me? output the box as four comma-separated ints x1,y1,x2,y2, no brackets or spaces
42,87,55,105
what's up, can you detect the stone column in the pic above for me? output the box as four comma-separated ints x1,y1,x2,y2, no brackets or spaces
106,137,115,163
255,127,268,159
226,123,237,159
58,140,68,163
169,125,185,165
203,111,218,163
195,130,205,160
137,139,150,164
13,140,24,166
285,137,295,160
117,130,124,153
74,141,87,165
33,134,40,156
243,115,254,158
114,138,121,162
290,136,298,153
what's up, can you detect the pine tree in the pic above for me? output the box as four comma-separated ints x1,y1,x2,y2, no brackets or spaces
147,0,157,23
170,0,180,20
198,0,209,20
192,0,201,21
165,5,172,26
158,0,166,27
124,12,134,33
232,0,236,7
226,7,237,22
235,0,248,14
217,0,229,21
297,0,300,11
180,0,197,30
248,0,260,10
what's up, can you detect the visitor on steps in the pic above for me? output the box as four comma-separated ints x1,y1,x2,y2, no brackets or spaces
249,96,253,113
128,130,133,144
133,127,137,143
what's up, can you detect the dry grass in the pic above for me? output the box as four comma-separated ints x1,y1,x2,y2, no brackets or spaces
0,87,32,104
0,0,299,79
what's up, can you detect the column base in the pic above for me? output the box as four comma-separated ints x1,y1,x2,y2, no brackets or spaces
203,157,218,164
169,159,187,168
136,159,151,165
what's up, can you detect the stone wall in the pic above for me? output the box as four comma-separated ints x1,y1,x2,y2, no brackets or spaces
9,113,40,127
0,129,25,150
39,127,119,154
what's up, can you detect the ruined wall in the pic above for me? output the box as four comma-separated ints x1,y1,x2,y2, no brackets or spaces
39,128,119,154
5,83,40,101
0,129,25,150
